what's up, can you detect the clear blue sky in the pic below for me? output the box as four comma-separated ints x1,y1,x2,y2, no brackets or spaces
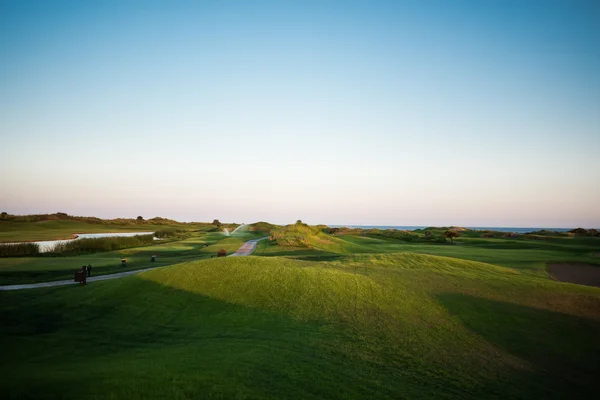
1,0,599,227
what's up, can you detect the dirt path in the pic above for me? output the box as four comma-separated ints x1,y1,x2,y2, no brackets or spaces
0,237,267,291
548,263,600,288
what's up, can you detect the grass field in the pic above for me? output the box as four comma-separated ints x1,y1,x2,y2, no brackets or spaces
1,254,599,399
256,231,600,277
1,219,600,399
0,219,217,242
0,229,252,285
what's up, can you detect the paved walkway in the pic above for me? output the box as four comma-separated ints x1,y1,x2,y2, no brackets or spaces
228,237,267,257
0,237,267,291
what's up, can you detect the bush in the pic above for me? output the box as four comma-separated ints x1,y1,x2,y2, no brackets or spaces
0,242,40,257
365,228,420,242
48,235,155,255
154,229,188,239
444,230,461,243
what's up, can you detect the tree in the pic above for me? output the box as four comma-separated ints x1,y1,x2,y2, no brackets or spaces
443,230,460,243
137,216,144,221
212,219,222,227
0,212,7,219
296,220,303,225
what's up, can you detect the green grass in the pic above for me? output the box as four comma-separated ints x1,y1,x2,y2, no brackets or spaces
1,253,599,399
2,220,600,398
0,232,240,285
0,219,214,242
259,231,600,277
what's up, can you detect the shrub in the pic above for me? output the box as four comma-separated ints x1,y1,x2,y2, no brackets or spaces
0,242,40,257
154,229,189,239
48,235,155,255
443,230,461,243
366,228,420,242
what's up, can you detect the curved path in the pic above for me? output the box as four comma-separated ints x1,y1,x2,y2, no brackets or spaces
0,237,267,291
228,237,267,257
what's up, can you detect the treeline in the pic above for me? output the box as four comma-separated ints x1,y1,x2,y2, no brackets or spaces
0,212,182,225
0,235,155,257
568,228,600,237
328,227,456,243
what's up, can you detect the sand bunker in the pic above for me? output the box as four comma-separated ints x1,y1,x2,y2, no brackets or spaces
549,263,600,288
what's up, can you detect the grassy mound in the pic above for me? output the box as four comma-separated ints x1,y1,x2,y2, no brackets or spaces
248,221,277,233
269,222,368,254
2,253,599,399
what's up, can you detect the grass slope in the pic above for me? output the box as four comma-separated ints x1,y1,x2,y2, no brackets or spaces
2,253,599,399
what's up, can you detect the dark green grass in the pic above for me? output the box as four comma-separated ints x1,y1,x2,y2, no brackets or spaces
254,239,343,260
1,254,599,399
264,233,600,277
0,233,241,285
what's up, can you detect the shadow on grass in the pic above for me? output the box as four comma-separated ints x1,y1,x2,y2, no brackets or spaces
0,250,215,285
0,278,394,400
290,255,346,262
437,293,600,398
256,247,343,261
0,262,172,285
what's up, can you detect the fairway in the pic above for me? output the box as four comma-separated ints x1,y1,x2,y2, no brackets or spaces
0,226,256,285
2,222,600,399
1,253,599,399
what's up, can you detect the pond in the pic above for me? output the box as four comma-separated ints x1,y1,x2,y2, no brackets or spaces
14,232,155,253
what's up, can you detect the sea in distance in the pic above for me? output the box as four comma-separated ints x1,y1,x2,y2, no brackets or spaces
331,225,573,234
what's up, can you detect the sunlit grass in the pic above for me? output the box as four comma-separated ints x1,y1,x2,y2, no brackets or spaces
2,253,599,399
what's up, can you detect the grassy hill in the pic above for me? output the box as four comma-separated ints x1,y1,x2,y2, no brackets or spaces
2,253,599,399
0,213,220,242
257,228,600,277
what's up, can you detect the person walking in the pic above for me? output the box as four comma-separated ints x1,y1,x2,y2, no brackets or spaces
86,264,92,277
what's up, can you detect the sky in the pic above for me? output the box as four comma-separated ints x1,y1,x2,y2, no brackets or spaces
1,0,599,227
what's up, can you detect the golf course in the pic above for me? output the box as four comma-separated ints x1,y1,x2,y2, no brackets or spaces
1,215,599,399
